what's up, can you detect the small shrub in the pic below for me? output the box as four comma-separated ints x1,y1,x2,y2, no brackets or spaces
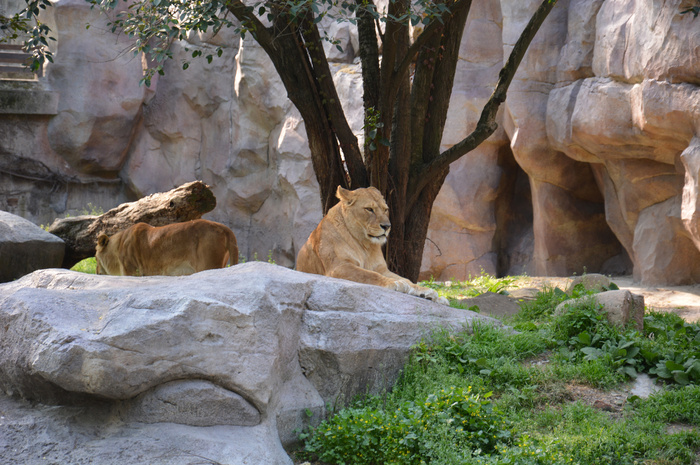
70,257,97,274
304,386,511,464
515,286,569,322
634,384,700,425
80,202,104,216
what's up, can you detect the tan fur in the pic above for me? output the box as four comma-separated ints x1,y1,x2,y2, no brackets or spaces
95,219,238,276
296,186,444,303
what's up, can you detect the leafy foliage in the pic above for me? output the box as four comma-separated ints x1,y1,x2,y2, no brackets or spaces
70,257,97,274
422,272,518,303
301,277,700,464
0,0,55,70
304,386,512,464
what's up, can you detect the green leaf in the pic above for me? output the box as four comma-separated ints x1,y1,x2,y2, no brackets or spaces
625,346,640,360
554,287,567,298
577,331,591,346
640,348,658,364
518,321,538,332
673,370,690,385
666,360,685,372
581,347,603,360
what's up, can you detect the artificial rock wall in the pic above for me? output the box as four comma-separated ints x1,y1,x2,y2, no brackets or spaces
1,0,699,284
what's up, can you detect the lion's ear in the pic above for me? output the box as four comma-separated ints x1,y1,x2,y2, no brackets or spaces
97,234,109,248
336,186,354,205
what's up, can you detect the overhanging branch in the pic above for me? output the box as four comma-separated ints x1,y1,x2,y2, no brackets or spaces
391,0,472,90
406,0,558,210
226,1,276,49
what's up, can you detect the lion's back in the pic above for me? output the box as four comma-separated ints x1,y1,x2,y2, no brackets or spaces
98,220,237,276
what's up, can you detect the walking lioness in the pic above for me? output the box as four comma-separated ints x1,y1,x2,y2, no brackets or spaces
95,219,238,276
296,186,446,303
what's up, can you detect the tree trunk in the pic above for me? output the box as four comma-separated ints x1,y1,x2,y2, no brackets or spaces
229,0,558,281
388,169,449,281
48,181,216,268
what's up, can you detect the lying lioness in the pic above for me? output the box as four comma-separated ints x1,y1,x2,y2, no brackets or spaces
95,219,238,276
296,186,446,304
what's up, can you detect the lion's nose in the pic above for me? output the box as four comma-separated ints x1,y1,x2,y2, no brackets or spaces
381,222,391,232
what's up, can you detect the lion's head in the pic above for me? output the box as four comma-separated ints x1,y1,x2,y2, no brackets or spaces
337,186,391,246
95,233,120,275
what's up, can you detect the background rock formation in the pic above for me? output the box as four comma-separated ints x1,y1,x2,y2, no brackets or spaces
0,210,64,282
1,0,699,284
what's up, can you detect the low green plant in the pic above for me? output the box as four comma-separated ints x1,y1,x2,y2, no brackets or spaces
79,202,104,216
633,384,700,425
70,257,97,274
518,401,700,465
237,250,276,265
303,386,511,465
301,280,700,464
549,300,700,385
421,272,519,307
514,286,569,323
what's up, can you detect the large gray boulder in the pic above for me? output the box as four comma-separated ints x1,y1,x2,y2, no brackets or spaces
0,262,499,464
0,210,65,283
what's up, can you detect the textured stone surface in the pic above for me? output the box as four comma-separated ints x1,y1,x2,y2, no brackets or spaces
1,0,700,284
555,289,645,331
0,262,499,463
0,210,64,283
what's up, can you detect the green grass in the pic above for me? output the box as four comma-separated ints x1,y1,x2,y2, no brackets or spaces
299,274,700,465
70,257,97,274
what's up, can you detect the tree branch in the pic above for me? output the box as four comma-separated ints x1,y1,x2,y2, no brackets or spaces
406,0,558,210
299,13,367,188
226,0,276,49
391,0,472,92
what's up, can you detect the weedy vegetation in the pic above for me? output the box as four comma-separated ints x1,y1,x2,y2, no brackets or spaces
297,275,700,464
70,257,97,274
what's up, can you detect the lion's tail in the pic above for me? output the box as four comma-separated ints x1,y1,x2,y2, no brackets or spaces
228,230,239,267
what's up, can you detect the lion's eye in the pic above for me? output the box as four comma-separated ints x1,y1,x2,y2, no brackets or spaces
365,207,374,214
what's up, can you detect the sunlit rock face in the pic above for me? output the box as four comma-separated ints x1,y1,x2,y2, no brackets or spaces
422,0,700,285
1,0,699,284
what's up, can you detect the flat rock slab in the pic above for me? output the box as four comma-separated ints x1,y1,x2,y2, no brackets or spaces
0,262,500,464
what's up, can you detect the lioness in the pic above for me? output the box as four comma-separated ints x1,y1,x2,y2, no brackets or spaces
95,219,238,276
296,186,446,303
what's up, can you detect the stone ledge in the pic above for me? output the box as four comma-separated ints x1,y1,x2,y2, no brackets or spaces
0,87,58,115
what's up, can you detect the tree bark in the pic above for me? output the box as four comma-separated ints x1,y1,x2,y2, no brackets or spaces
48,181,216,269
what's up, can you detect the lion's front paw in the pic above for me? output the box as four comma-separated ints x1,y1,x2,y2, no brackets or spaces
408,285,444,303
392,280,413,294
